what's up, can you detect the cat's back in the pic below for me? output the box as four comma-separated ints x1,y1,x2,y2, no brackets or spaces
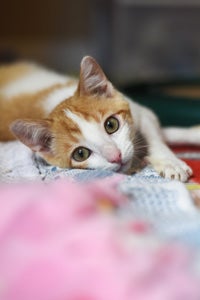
0,62,74,98
0,62,77,141
0,62,33,87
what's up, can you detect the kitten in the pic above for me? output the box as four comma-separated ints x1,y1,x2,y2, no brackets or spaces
0,56,193,181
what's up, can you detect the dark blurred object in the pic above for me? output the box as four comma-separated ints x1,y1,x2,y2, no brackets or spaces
122,79,200,126
1,0,200,83
0,0,93,73
0,49,19,63
1,0,200,127
109,1,200,84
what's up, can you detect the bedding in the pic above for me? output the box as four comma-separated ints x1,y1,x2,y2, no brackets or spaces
0,140,200,246
1,140,200,299
0,177,200,300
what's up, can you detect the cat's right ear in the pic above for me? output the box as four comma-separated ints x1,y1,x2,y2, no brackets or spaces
10,119,53,153
78,56,114,98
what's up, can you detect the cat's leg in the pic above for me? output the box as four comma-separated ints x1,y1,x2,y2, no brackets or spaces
139,107,192,182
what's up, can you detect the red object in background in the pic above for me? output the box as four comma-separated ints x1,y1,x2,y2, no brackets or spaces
171,145,200,183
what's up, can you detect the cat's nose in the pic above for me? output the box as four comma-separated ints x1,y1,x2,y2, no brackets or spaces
109,151,122,164
103,145,122,164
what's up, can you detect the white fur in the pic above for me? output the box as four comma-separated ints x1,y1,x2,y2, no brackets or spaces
1,67,70,99
126,97,193,181
43,85,77,115
65,109,112,150
64,109,134,171
163,126,200,145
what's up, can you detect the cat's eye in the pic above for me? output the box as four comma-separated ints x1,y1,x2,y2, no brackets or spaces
72,147,91,162
104,116,119,134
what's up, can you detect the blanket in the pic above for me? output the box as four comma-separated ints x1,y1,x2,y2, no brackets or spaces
1,141,200,248
1,141,200,299
0,178,200,300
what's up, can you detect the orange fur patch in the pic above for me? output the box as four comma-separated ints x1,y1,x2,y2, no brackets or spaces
0,81,77,141
0,62,35,87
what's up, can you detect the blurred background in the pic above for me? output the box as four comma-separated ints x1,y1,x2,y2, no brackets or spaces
1,0,200,125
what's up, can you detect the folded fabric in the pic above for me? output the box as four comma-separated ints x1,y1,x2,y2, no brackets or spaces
0,178,199,300
0,141,40,182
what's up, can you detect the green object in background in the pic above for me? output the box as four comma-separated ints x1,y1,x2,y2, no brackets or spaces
122,80,200,127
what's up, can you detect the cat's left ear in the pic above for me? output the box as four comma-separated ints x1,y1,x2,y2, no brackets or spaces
10,119,53,154
78,56,114,97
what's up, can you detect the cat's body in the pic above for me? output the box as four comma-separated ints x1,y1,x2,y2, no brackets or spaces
0,56,196,181
0,62,78,140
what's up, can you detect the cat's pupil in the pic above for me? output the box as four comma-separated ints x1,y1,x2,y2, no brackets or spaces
107,121,113,128
78,149,84,157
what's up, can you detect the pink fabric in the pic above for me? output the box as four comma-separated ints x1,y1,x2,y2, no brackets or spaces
0,177,199,300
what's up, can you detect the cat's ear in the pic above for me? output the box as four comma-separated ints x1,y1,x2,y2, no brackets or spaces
78,56,114,97
10,119,53,153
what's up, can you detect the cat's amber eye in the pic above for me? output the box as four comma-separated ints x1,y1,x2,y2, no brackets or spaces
72,147,91,162
104,116,119,134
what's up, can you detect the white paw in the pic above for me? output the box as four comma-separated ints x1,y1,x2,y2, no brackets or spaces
149,158,193,182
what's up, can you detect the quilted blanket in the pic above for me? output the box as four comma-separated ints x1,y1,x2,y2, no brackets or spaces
0,140,200,248
1,177,200,300
1,140,200,299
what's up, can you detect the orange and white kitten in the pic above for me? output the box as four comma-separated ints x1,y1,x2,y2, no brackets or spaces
0,56,193,181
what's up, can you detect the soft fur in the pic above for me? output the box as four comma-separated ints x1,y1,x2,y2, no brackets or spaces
0,56,196,181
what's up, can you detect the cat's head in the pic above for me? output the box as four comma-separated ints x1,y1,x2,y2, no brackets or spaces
10,56,136,173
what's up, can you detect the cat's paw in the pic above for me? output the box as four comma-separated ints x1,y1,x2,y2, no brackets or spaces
148,157,193,182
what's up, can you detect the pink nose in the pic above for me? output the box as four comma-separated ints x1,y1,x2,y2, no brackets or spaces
109,151,122,164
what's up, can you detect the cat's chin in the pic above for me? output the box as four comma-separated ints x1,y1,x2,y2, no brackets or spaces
111,160,132,174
